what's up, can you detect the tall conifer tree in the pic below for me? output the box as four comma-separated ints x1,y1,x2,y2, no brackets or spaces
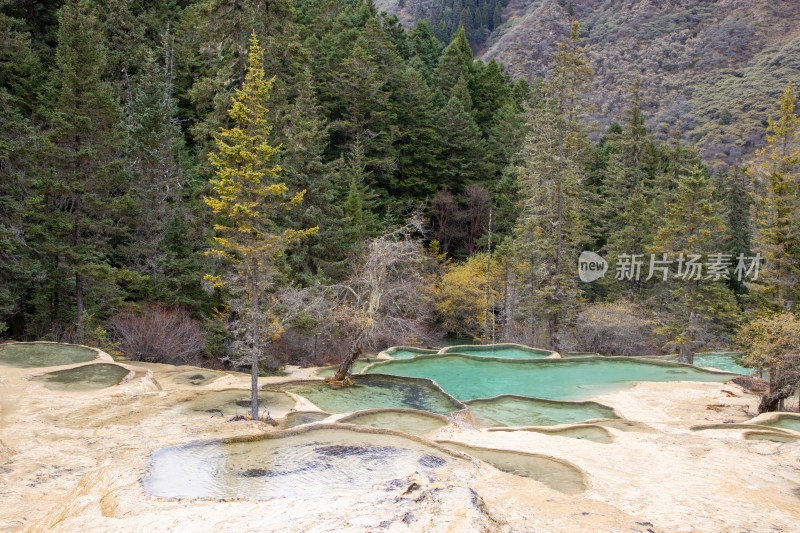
204,34,315,419
32,2,125,338
749,83,800,310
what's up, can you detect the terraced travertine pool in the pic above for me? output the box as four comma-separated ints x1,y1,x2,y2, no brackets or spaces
465,395,619,427
0,342,96,368
366,355,734,402
437,441,586,494
315,359,374,376
692,353,749,374
137,342,750,504
144,426,461,499
385,349,430,359
32,363,130,391
759,414,800,433
181,389,296,417
264,375,464,415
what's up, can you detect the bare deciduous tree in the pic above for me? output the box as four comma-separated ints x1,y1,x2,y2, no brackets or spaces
574,301,662,356
322,214,431,382
431,188,456,254
464,183,489,256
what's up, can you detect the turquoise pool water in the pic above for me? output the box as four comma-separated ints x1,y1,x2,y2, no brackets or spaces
465,395,618,427
32,363,129,391
692,354,749,374
366,355,733,402
649,353,750,374
760,415,800,433
440,344,554,359
266,375,464,415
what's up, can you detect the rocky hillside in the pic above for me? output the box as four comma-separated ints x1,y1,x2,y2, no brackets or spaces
380,0,800,167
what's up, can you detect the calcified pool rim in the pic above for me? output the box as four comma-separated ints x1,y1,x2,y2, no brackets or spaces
378,346,441,359
438,342,559,359
463,394,623,427
487,423,615,443
690,423,800,443
744,412,800,434
690,422,798,435
336,408,451,435
143,423,479,501
280,410,332,429
742,430,800,442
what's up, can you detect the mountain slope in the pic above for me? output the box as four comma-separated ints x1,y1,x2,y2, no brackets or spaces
384,0,800,167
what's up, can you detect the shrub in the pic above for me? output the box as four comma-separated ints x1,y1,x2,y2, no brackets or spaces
735,312,800,413
431,254,490,339
108,305,205,366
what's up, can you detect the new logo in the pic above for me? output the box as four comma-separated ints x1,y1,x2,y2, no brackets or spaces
578,251,607,282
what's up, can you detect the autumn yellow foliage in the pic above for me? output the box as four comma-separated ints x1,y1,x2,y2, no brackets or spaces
431,253,497,338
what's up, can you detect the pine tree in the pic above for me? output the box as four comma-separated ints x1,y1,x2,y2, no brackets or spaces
275,68,353,283
492,4,502,29
0,13,41,335
436,25,474,95
122,49,187,277
720,166,752,297
192,0,258,88
505,21,591,350
204,33,316,420
600,80,658,295
508,99,586,349
326,38,395,195
184,0,301,173
436,92,487,192
407,19,444,82
649,165,740,363
340,139,379,238
511,78,531,109
605,186,655,297
391,65,442,198
31,2,126,339
473,58,510,131
748,82,800,310
550,20,592,122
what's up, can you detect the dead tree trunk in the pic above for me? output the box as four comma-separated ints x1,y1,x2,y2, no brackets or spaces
250,260,260,420
483,208,493,344
331,330,365,383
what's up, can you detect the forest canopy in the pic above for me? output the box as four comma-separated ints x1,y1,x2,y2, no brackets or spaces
1,0,799,408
